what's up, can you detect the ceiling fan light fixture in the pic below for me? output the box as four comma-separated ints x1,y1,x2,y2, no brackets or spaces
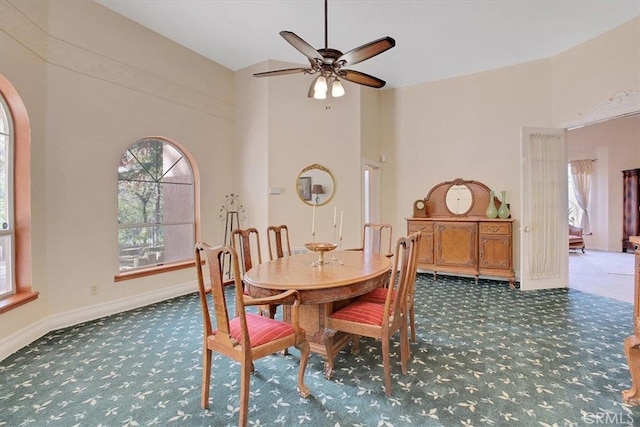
313,75,328,99
331,79,345,97
313,88,327,99
314,75,328,92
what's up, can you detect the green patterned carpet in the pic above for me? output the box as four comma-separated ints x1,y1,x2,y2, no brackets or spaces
2,274,639,426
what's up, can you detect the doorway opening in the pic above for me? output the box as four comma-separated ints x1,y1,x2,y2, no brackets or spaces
363,160,381,224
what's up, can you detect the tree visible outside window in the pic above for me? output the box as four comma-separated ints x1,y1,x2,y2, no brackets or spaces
118,138,194,272
0,95,14,298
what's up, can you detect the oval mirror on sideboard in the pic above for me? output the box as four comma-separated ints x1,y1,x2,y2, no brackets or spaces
445,184,473,215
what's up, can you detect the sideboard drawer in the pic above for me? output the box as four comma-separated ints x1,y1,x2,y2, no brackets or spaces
479,223,510,235
408,221,433,233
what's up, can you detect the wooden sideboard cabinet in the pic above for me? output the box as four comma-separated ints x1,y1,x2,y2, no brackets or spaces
407,218,515,287
408,179,515,288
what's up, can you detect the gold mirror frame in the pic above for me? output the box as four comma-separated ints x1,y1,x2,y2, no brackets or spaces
445,183,474,215
296,163,335,206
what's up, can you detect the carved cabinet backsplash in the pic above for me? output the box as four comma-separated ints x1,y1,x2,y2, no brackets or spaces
407,179,515,288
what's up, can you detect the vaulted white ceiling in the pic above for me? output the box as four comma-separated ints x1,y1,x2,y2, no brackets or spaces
95,0,639,89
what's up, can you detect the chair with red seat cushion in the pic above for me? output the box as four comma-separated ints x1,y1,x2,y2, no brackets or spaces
231,228,278,318
194,242,310,427
324,234,418,396
359,232,421,342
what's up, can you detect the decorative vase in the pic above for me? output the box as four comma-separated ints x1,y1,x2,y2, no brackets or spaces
498,190,511,219
486,190,498,218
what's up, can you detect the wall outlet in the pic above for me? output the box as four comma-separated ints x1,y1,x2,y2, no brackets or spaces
90,284,99,295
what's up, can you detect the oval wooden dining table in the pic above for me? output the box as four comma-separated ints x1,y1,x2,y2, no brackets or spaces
244,250,391,377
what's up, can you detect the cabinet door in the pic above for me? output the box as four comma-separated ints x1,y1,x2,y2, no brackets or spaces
408,221,434,265
479,222,512,271
418,231,434,265
435,222,477,268
479,234,512,270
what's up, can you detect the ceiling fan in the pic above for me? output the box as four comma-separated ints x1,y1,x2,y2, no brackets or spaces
253,0,395,99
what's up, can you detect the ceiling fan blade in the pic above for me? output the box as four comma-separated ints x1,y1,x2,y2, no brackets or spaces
337,36,396,66
307,76,319,98
341,69,386,88
253,67,311,78
280,31,322,62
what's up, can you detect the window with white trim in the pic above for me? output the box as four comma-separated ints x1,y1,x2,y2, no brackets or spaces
0,74,35,313
118,138,195,272
0,94,14,298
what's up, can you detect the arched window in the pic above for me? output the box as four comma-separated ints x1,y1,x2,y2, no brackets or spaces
116,137,198,280
0,75,36,313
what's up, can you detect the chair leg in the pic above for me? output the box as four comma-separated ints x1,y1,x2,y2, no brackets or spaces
323,328,338,379
409,305,417,343
400,318,410,374
201,347,212,409
239,358,252,427
381,336,392,396
351,335,360,355
269,305,278,318
295,340,311,398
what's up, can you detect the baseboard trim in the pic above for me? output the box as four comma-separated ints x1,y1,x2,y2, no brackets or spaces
0,281,196,361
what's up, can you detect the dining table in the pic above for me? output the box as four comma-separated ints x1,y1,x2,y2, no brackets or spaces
244,250,391,378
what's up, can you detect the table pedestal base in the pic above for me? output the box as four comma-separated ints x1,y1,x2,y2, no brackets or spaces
285,301,355,378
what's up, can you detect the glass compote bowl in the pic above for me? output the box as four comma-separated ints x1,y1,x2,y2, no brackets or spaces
305,242,338,266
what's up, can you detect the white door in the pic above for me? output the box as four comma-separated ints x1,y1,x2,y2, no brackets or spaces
363,161,381,224
520,127,568,290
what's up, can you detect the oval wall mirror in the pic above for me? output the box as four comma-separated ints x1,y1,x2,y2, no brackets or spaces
445,184,473,215
296,164,335,206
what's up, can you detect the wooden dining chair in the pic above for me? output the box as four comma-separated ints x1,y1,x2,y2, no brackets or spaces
231,227,262,275
349,223,394,258
324,234,418,396
267,224,292,260
194,242,310,427
231,228,277,318
358,232,421,342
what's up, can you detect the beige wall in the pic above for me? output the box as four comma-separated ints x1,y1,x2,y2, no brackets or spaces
379,16,639,279
380,59,554,277
551,17,640,125
0,0,235,353
236,60,365,251
568,114,640,251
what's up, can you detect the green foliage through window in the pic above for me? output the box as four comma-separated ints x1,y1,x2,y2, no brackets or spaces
118,138,194,271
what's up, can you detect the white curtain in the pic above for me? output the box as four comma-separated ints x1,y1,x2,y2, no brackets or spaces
569,160,593,234
528,132,563,280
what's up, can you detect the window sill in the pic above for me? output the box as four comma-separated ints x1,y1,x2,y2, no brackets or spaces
0,290,39,314
114,260,196,282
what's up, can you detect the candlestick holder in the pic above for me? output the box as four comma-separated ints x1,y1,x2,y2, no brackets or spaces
331,236,344,265
305,242,338,266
